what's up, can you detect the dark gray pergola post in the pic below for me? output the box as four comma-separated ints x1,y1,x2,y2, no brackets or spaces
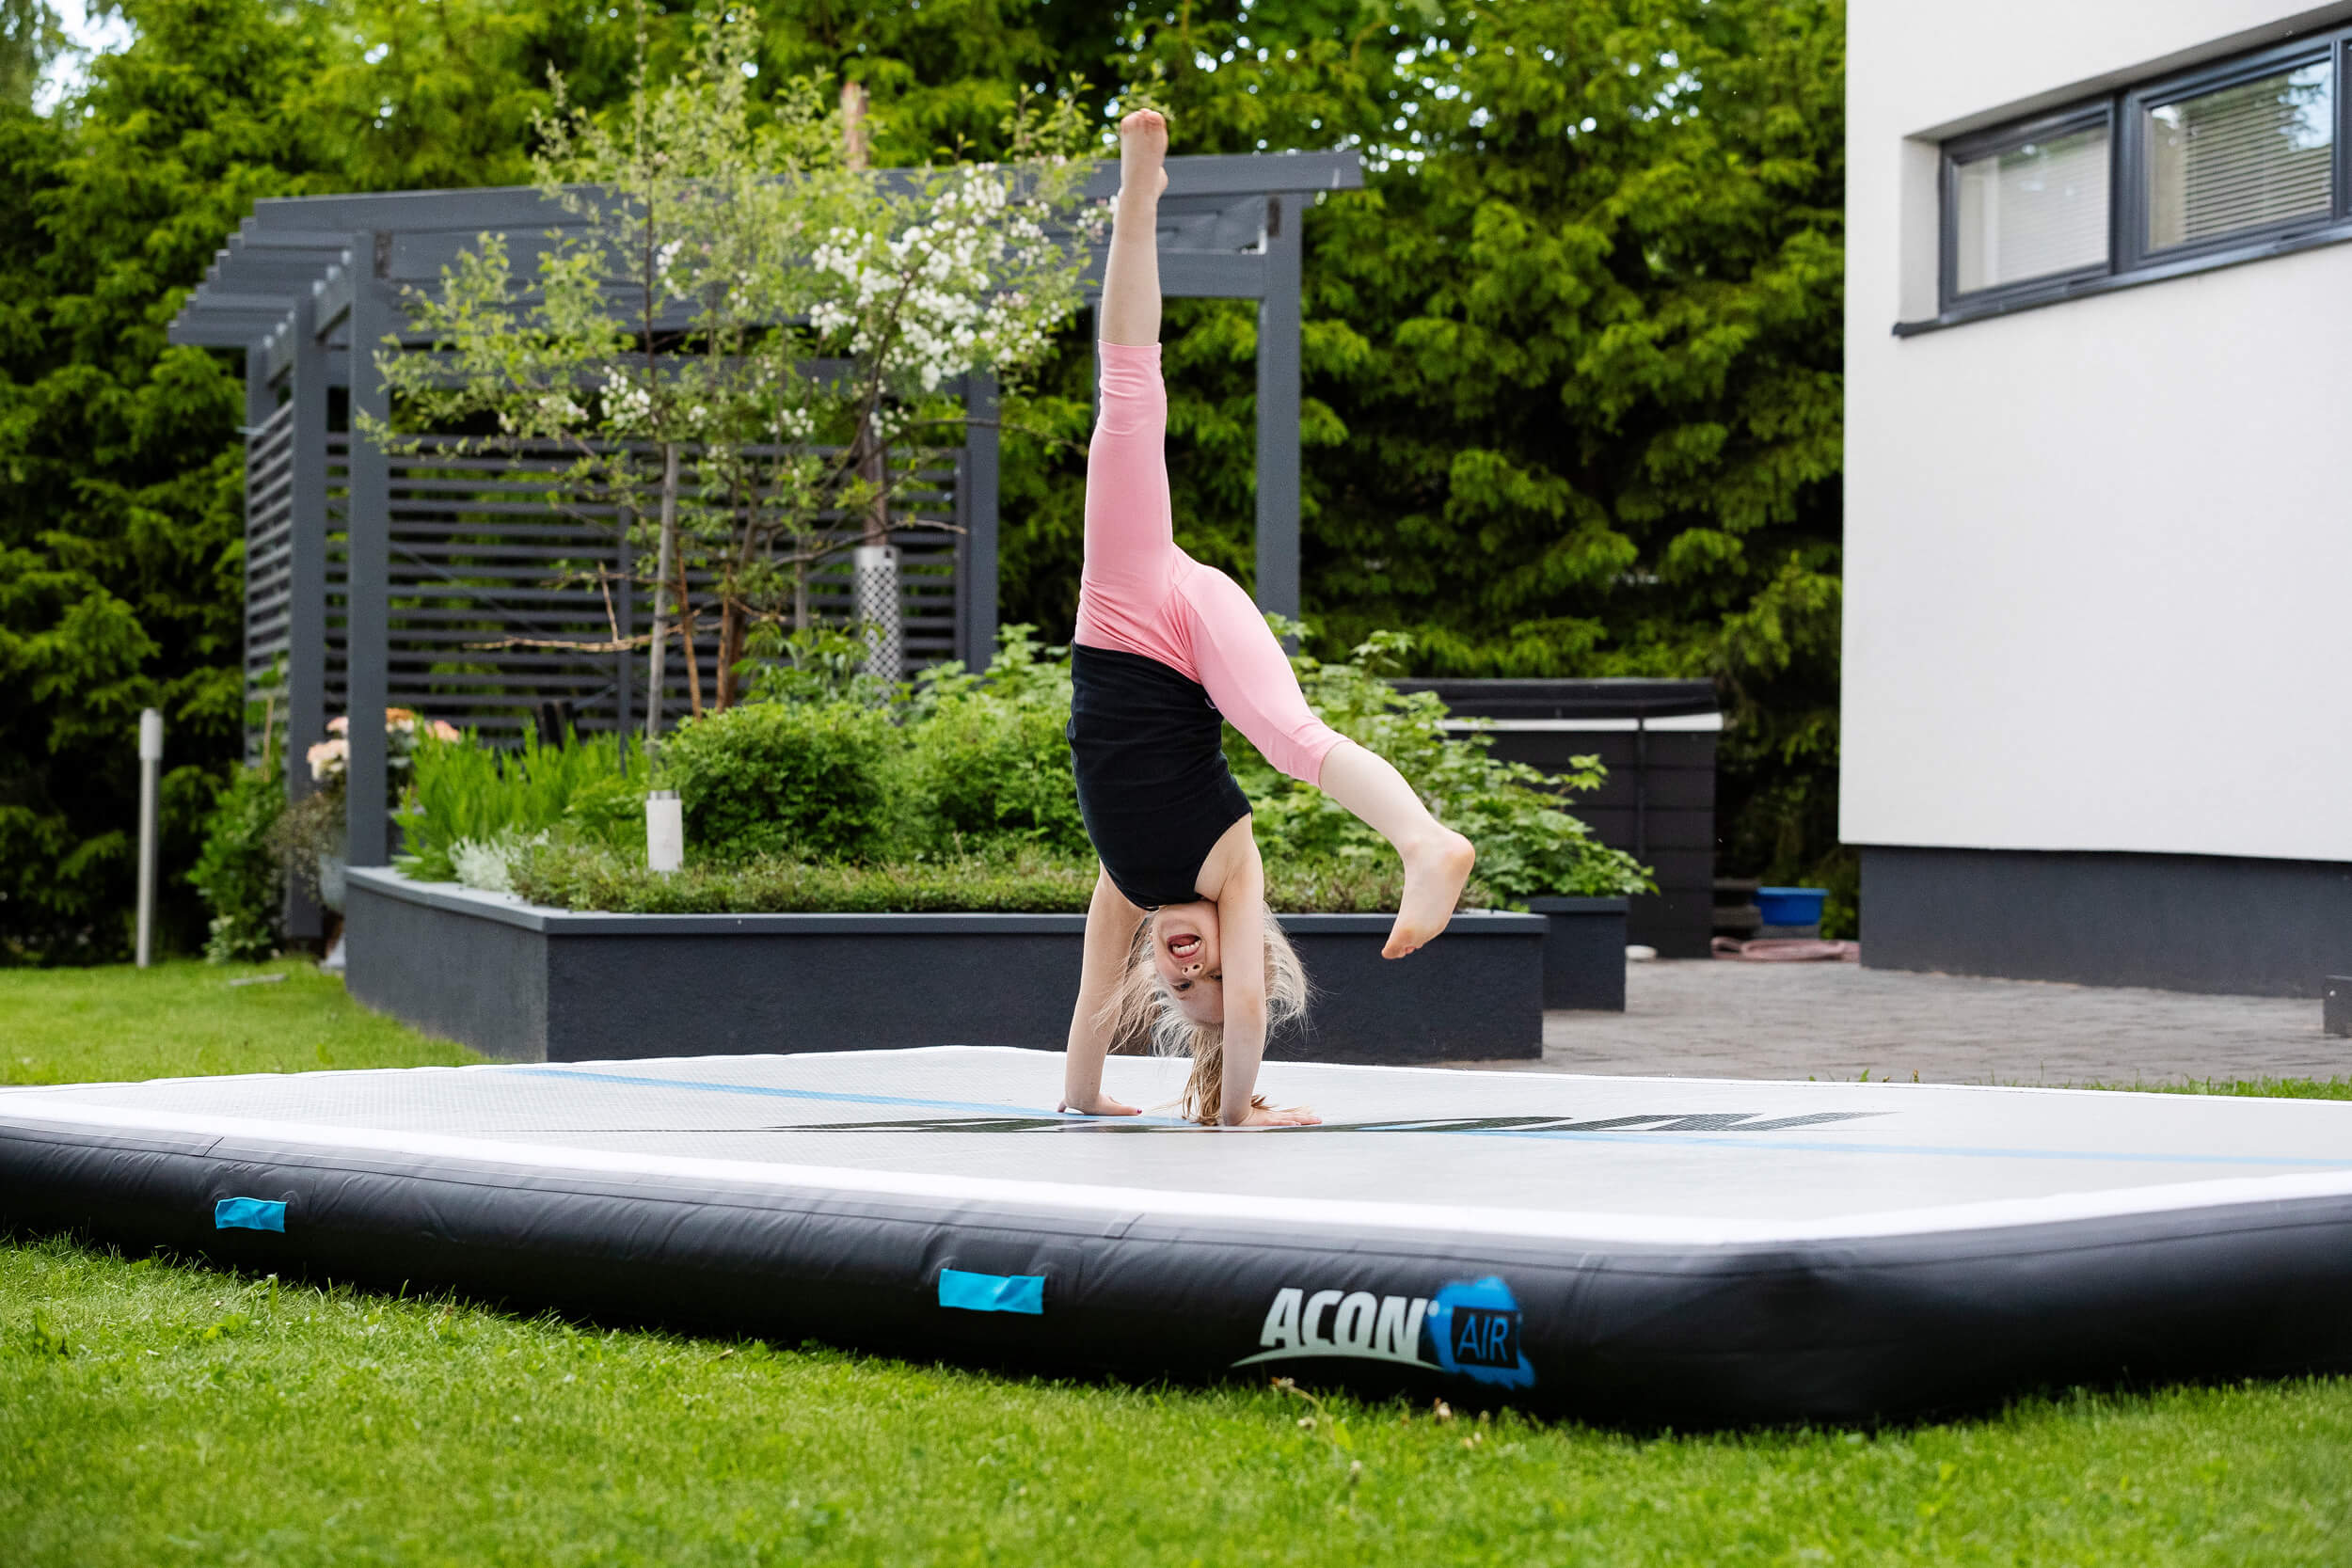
1253,195,1303,624
961,369,1000,669
284,290,332,938
343,238,392,867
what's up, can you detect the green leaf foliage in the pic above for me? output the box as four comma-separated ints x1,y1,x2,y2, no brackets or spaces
903,628,1089,859
1001,0,1850,902
657,700,903,864
186,762,285,962
1226,621,1652,901
392,728,650,885
510,841,1495,917
406,624,1639,910
0,0,336,962
17,0,1849,956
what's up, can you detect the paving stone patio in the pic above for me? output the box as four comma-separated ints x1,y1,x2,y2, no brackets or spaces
1470,959,2344,1085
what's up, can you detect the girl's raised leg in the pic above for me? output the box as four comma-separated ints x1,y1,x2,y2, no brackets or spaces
1182,571,1476,959
1315,742,1475,958
1099,110,1168,348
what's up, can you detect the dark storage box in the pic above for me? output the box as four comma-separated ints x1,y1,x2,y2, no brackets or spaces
1526,896,1629,1010
1392,678,1720,958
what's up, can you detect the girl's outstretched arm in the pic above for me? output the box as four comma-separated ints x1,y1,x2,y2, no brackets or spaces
1211,855,1317,1128
1098,110,1168,348
1212,860,1270,1126
1061,866,1147,1116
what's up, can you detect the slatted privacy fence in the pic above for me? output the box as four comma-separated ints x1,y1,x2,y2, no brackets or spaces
248,431,970,755
240,402,299,764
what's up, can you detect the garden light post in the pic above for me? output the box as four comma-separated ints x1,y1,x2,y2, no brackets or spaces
135,707,162,969
645,790,683,874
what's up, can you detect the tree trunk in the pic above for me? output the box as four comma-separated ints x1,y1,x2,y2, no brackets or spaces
857,422,888,546
644,442,680,744
678,562,703,719
716,598,745,710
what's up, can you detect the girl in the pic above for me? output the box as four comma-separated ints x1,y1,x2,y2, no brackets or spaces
1057,111,1476,1129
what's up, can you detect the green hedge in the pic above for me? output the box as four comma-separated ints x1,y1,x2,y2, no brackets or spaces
510,844,1494,917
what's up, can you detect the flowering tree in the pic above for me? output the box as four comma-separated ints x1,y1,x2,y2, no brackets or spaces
375,4,1097,733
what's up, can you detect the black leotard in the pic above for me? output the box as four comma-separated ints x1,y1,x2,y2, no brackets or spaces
1068,642,1250,910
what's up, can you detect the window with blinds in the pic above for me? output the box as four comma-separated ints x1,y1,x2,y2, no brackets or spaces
2145,61,2334,251
1924,31,2352,328
1953,124,2112,293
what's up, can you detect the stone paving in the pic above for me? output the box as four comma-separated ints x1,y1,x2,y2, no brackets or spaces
1466,959,2344,1085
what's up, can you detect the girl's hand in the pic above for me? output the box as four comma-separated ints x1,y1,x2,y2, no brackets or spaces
1058,1094,1142,1117
1229,1101,1320,1129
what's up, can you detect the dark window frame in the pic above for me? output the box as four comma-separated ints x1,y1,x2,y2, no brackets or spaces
1938,103,2117,311
1906,23,2352,336
2119,34,2340,271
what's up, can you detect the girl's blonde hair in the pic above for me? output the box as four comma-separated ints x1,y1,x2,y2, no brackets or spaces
1101,906,1311,1124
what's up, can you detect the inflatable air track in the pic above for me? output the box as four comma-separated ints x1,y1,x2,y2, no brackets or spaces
7,1046,2352,1426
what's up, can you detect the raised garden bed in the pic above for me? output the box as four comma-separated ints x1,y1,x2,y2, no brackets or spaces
345,867,1547,1066
1526,895,1629,1010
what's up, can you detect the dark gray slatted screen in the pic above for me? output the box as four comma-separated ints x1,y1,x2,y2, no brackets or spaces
295,434,961,745
241,401,297,762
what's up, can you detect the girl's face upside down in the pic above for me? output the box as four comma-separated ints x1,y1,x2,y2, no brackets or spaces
1151,902,1223,1024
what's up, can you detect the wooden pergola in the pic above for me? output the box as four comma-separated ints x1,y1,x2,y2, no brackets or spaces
169,150,1363,905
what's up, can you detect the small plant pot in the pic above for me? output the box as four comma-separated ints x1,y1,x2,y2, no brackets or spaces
1756,886,1825,935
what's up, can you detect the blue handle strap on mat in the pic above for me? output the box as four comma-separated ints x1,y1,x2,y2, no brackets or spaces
215,1197,287,1233
938,1267,1044,1315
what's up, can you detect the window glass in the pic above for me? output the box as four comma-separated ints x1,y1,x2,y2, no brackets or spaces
2146,61,2334,250
1953,124,2111,293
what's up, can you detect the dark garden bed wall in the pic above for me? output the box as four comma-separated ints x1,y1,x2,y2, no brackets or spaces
345,868,1553,1066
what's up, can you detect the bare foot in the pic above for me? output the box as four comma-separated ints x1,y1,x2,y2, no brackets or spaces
1119,108,1169,198
1384,829,1475,958
1059,1093,1141,1117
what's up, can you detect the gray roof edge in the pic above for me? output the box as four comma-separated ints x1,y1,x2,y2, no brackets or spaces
176,149,1364,336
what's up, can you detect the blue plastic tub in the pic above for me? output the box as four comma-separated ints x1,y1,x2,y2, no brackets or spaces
1756,887,1827,927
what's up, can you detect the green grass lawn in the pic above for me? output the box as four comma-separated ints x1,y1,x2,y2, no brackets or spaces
5,962,2352,1564
1,958,478,1085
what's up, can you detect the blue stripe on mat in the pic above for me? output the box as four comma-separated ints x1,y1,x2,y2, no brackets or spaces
938,1268,1046,1314
507,1068,2351,1170
516,1067,1122,1120
215,1196,286,1231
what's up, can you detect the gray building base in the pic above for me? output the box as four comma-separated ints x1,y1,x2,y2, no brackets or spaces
344,869,1548,1066
1861,847,2352,999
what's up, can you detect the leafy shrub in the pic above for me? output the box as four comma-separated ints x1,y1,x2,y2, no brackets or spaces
189,764,286,961
903,628,1089,858
657,702,899,863
409,619,1645,906
735,624,900,709
395,729,649,887
1229,624,1653,900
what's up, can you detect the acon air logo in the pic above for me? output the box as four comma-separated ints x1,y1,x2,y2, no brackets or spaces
1235,1275,1535,1388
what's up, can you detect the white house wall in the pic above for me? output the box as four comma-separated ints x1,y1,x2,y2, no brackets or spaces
1843,0,2352,864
